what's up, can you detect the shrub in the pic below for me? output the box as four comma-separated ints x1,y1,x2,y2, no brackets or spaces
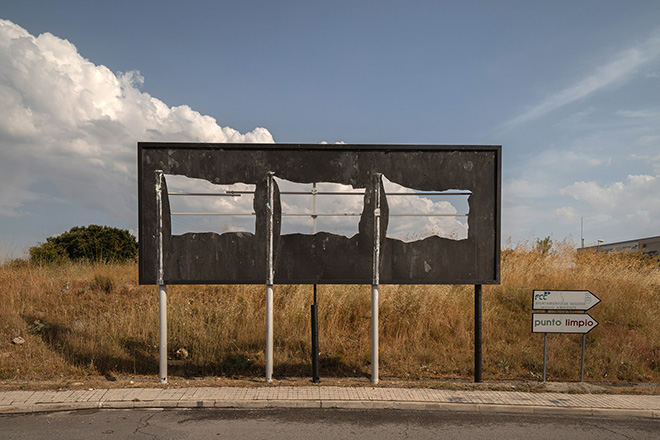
92,274,115,293
28,240,68,264
29,225,137,264
535,236,553,256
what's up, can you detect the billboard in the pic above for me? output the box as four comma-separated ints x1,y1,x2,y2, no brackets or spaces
138,143,501,285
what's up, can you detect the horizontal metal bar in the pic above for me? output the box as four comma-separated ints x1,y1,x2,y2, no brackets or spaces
169,192,241,196
172,213,255,216
285,213,469,217
284,191,471,196
281,191,364,195
172,212,468,217
169,191,471,196
390,213,468,217
171,212,361,217
388,192,471,196
282,213,361,217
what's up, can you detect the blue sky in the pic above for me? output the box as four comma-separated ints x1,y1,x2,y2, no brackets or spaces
1,1,660,259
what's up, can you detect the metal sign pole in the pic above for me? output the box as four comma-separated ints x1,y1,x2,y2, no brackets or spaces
158,285,167,384
310,183,320,383
474,284,482,383
371,174,381,385
266,172,275,383
266,285,273,383
155,170,167,384
371,285,379,385
311,284,320,383
580,333,586,382
544,308,548,382
543,332,547,382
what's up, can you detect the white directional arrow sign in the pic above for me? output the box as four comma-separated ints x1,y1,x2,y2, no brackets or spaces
533,290,601,311
532,313,599,334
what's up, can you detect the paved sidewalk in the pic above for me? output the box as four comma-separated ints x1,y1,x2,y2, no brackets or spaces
1,386,659,418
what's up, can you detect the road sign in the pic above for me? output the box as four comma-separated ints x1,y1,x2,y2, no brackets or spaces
532,313,599,334
533,290,600,311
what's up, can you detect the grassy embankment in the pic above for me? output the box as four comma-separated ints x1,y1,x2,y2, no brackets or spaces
1,241,659,383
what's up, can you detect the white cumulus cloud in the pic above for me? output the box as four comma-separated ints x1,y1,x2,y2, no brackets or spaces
0,19,273,221
561,175,660,233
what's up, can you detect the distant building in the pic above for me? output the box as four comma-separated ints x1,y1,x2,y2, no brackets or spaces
580,236,660,258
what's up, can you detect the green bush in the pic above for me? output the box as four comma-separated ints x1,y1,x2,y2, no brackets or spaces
29,225,137,264
28,241,68,264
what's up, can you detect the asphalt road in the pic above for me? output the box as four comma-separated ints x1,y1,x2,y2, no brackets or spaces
1,408,658,439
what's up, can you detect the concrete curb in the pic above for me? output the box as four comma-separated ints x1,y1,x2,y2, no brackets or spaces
2,399,658,419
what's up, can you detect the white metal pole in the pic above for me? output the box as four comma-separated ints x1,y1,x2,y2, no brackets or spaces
156,170,167,384
371,284,379,385
266,284,274,383
371,173,381,385
266,172,275,383
159,285,167,384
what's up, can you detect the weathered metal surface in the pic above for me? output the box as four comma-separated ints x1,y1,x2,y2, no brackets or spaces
138,143,501,285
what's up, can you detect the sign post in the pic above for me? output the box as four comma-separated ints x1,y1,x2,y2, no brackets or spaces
475,284,483,383
532,290,600,382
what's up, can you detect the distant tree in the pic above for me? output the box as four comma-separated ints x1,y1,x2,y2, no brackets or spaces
535,236,553,256
28,240,68,264
29,225,137,264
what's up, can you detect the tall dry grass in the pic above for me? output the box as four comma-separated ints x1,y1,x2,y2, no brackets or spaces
1,241,659,382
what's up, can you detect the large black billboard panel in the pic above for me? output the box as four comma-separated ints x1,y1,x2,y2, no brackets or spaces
138,143,500,285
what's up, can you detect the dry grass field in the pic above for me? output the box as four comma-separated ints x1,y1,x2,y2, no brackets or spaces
1,240,659,384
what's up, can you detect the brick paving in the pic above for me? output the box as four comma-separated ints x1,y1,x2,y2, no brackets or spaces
1,386,659,417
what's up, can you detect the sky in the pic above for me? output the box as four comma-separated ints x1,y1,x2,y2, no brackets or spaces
1,0,660,259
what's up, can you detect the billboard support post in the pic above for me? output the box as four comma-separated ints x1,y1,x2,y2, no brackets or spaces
311,284,320,383
265,284,273,383
158,285,167,384
371,173,382,385
474,284,482,383
266,172,275,383
371,285,379,385
155,170,167,384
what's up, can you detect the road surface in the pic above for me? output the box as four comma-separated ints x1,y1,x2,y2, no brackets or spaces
1,408,658,439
